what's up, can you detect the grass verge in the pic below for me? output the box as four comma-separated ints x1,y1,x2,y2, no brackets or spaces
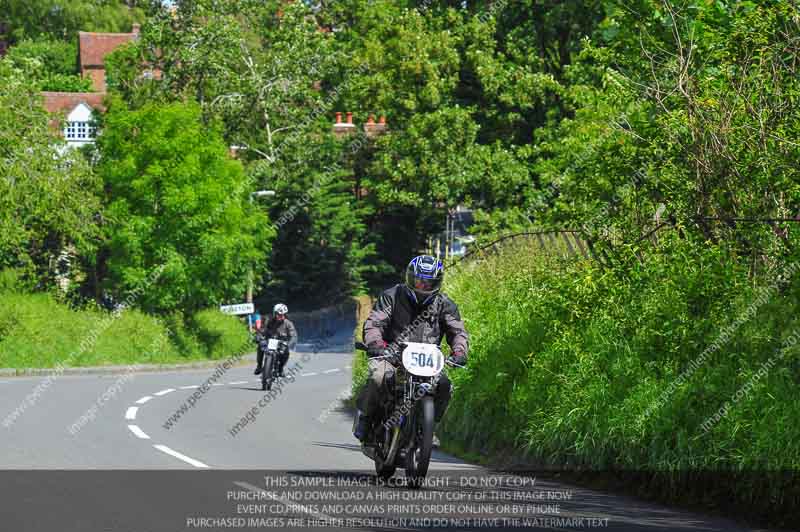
437,235,799,527
0,289,251,368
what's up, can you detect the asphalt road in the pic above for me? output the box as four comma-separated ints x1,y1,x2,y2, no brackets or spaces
0,343,782,531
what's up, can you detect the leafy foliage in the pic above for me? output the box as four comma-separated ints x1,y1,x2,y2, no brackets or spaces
0,0,143,43
0,61,101,288
95,99,272,314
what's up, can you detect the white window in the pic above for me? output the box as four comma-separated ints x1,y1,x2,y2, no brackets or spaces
65,121,95,141
63,103,97,147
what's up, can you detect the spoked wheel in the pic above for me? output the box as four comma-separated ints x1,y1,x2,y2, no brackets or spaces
261,353,274,391
405,396,435,489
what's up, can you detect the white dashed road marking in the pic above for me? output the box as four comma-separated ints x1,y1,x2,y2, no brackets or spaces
127,425,150,439
154,444,209,468
125,364,349,469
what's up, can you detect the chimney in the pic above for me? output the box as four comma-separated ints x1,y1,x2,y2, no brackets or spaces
364,114,388,138
333,111,355,137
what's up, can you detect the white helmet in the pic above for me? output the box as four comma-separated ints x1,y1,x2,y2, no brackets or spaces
273,303,288,317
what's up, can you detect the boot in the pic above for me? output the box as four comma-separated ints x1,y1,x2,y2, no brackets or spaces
254,366,263,375
353,412,371,441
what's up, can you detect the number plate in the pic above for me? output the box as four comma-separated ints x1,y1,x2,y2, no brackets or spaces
402,342,444,377
267,338,280,350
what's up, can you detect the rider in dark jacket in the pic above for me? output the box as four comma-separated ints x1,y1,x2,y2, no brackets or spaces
255,303,298,377
354,255,469,441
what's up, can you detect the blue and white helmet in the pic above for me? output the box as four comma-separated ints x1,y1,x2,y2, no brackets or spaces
404,255,444,303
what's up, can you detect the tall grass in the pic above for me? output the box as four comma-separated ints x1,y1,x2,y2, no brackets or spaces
439,234,800,524
0,282,251,368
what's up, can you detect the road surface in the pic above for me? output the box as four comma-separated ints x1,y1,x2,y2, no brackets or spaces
0,343,781,531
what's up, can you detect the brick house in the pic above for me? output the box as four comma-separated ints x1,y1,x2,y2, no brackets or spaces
41,24,140,147
79,24,140,92
41,92,106,147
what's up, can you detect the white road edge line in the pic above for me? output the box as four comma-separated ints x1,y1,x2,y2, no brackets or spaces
127,425,150,439
125,406,138,420
135,395,152,404
323,368,341,374
228,381,247,385
301,372,318,377
154,388,175,396
180,385,199,390
212,383,224,387
153,444,209,468
233,481,334,522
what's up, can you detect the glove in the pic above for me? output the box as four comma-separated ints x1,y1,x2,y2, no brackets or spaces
367,347,388,358
367,343,387,359
448,352,467,367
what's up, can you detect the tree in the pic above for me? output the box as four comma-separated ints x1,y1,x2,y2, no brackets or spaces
96,99,273,314
252,129,378,308
0,61,101,289
0,0,143,44
5,37,94,92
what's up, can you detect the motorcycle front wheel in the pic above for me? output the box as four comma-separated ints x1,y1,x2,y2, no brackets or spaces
405,395,434,489
261,353,274,391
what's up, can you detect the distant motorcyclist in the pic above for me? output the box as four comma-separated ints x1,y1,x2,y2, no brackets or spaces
354,255,469,442
254,303,297,377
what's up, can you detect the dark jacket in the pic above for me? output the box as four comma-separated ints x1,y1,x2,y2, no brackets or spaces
258,317,298,350
363,284,469,357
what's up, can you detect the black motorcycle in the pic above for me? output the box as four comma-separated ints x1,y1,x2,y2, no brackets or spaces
258,336,287,391
354,340,461,488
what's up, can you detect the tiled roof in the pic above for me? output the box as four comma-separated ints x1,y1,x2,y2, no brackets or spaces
78,31,137,68
41,92,106,115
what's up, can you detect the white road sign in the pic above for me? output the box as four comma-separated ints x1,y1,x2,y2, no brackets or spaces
219,303,255,315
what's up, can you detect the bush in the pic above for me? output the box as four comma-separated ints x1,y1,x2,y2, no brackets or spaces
190,309,252,360
439,235,800,525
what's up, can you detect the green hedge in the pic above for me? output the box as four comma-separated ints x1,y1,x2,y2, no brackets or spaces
0,281,251,368
439,236,800,525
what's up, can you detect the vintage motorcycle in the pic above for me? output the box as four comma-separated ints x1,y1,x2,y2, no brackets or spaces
354,340,460,488
258,337,287,391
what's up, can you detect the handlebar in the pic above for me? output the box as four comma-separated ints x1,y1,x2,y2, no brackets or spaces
355,342,466,368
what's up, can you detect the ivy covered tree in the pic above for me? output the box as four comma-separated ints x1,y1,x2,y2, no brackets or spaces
0,60,101,289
